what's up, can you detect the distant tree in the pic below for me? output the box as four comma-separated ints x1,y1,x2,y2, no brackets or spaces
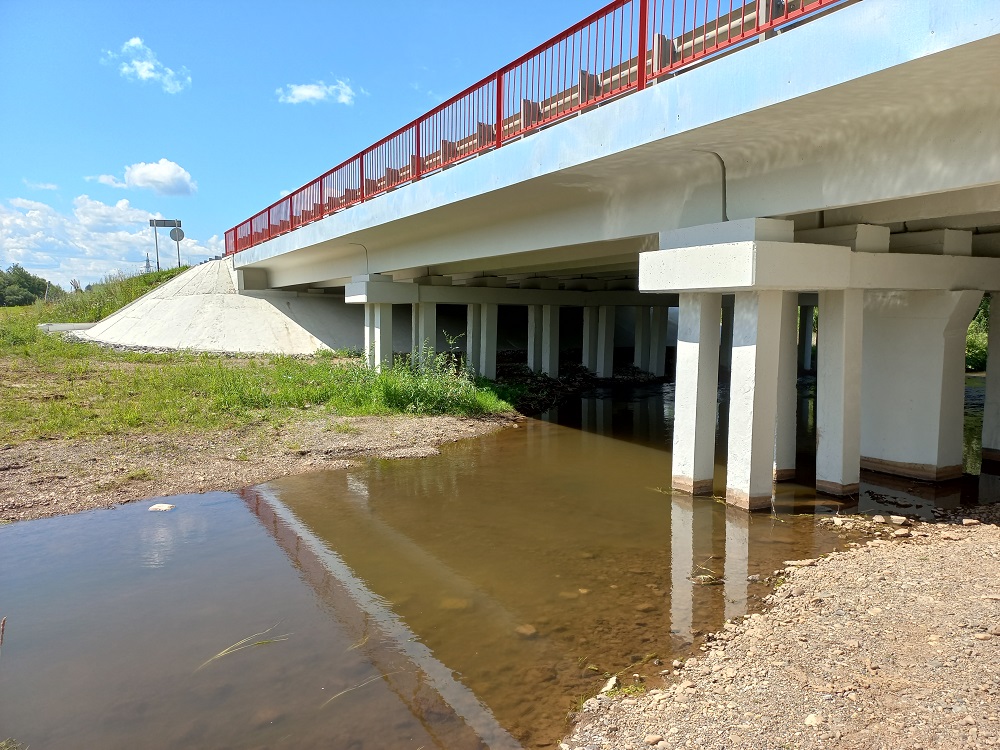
1,284,36,306
0,264,64,306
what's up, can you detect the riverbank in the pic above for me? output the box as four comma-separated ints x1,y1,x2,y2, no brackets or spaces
0,412,516,522
563,506,1000,750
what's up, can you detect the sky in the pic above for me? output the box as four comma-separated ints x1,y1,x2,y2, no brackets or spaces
0,0,595,288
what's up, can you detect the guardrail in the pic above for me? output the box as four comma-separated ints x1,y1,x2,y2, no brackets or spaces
225,0,842,256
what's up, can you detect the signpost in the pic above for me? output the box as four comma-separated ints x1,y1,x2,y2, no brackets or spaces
149,219,183,270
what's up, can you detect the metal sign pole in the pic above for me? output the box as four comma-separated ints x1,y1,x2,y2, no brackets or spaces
174,220,181,268
152,225,161,271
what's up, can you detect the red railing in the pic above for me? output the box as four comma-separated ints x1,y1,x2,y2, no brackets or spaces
224,0,843,256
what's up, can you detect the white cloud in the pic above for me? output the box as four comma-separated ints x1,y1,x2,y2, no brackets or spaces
22,179,58,191
89,159,197,196
0,195,220,288
103,37,191,94
278,189,291,198
276,79,355,105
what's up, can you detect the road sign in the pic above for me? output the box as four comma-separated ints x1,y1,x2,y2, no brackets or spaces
169,227,185,242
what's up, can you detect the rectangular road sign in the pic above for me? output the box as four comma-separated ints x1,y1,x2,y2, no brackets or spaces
149,219,181,228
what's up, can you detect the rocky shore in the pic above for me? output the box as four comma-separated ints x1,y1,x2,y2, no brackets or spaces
563,505,1000,750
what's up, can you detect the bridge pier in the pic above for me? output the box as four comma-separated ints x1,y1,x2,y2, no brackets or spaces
364,303,394,371
642,217,997,511
671,293,721,496
983,299,1000,466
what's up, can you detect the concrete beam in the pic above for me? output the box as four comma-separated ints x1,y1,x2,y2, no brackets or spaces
889,229,972,256
346,279,678,308
596,305,616,378
795,224,890,253
660,218,794,250
640,241,1000,293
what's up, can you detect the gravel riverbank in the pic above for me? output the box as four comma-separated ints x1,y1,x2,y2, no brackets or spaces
563,505,1000,750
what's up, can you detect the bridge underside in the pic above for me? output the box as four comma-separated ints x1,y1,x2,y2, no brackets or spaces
226,0,1000,509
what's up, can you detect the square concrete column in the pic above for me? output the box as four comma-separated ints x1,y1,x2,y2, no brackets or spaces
861,290,981,481
364,303,393,371
596,305,616,378
649,307,669,377
582,306,599,372
984,297,1000,464
541,305,560,378
816,289,863,495
527,305,543,373
774,291,799,481
726,291,783,510
633,306,651,372
798,305,815,372
672,293,721,496
466,303,482,375
719,296,735,373
411,302,437,365
479,302,498,380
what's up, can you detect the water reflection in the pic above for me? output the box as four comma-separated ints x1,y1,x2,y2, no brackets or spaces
259,395,851,746
3,379,995,749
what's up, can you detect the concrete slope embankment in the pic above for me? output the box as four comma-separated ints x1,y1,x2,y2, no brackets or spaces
77,260,365,354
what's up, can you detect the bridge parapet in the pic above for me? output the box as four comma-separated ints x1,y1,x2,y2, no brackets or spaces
225,0,846,256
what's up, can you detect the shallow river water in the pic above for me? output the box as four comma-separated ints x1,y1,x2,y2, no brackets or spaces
0,380,993,748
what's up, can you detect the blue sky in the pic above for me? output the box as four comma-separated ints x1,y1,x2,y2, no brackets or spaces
0,0,594,287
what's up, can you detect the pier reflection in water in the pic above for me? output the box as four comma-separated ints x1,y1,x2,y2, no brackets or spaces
2,381,996,749
255,384,851,747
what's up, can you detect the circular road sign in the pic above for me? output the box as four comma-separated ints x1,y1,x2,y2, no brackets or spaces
169,227,185,242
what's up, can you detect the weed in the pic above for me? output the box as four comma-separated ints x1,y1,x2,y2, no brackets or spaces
125,468,155,482
196,624,291,671
604,684,646,699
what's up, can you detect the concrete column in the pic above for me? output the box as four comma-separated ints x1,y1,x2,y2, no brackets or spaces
596,305,616,378
798,305,815,372
775,292,799,481
726,291,783,510
479,302,498,380
541,305,560,378
582,306,599,372
649,307,669,377
861,290,982,481
364,303,393,371
719,296,735,373
672,293,722,496
816,289,863,495
633,306,651,372
527,304,543,373
466,303,481,374
411,302,437,364
983,297,1000,464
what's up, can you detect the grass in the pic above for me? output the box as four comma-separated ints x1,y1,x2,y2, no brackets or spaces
196,624,291,671
0,291,515,445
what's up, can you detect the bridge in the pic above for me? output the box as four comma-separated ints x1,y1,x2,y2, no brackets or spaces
222,0,1000,510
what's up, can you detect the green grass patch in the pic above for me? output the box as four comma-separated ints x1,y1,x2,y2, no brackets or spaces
0,323,513,444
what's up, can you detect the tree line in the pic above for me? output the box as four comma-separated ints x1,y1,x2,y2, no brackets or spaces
0,264,64,307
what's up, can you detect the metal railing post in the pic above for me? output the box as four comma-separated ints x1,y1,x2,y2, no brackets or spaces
495,72,504,149
638,0,649,90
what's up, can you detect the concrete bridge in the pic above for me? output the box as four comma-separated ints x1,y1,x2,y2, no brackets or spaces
223,0,1000,510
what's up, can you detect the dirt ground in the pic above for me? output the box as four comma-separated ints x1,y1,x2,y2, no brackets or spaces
0,413,516,523
564,507,1000,750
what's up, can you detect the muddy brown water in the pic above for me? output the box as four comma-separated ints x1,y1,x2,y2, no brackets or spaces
1,380,994,748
